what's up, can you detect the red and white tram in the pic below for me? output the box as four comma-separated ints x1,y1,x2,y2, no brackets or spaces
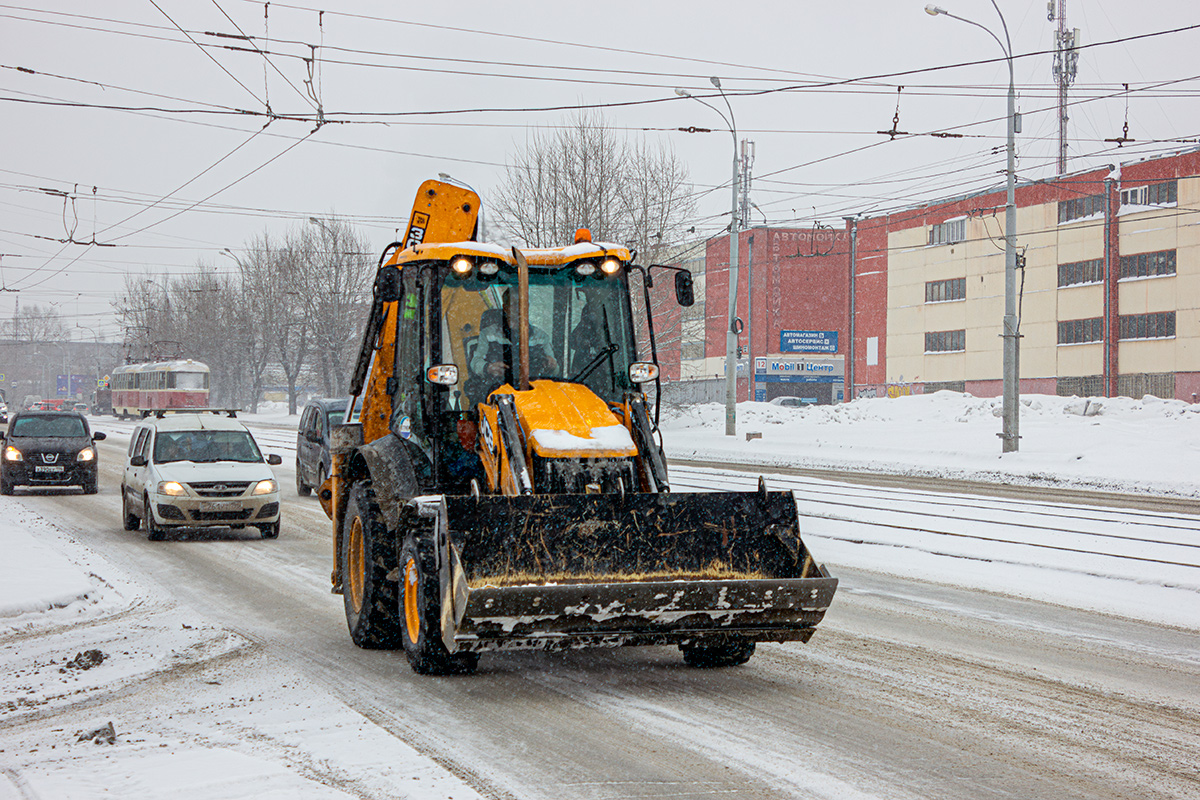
110,359,211,417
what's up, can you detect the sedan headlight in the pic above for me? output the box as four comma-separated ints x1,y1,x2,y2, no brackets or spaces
77,447,96,462
157,481,187,496
252,479,278,496
3,445,22,462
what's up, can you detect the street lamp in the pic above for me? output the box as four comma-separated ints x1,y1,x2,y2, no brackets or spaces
926,2,1020,453
676,79,741,436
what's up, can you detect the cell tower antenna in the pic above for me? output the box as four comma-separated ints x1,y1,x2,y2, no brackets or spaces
1050,0,1080,175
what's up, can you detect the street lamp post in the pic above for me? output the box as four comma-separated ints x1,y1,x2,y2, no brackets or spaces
676,79,740,436
926,3,1020,453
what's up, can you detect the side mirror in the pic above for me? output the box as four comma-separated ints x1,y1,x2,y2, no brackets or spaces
674,270,695,307
375,265,402,303
93,432,107,441
304,429,322,443
267,453,283,466
130,454,147,467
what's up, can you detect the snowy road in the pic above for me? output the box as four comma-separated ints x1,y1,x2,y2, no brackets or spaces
2,423,1197,799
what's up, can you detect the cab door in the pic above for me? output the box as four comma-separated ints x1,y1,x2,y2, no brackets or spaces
124,427,152,512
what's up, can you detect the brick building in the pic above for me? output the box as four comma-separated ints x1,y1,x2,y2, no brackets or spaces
672,146,1200,404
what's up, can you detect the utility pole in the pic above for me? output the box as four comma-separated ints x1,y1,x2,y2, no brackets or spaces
1050,0,1079,175
739,140,755,234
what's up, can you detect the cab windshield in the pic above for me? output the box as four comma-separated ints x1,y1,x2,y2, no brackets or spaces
439,265,639,407
154,430,263,464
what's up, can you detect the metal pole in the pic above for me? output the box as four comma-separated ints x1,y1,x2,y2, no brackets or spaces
746,234,754,401
845,217,858,401
926,3,1019,452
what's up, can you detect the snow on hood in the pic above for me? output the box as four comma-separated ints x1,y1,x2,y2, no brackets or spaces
531,424,635,454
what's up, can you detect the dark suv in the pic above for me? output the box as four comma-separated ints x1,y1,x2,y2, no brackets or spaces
296,397,350,496
1,411,106,494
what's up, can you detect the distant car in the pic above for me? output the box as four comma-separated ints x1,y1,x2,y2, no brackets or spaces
0,411,106,494
0,401,8,424
295,397,350,496
74,402,90,415
768,396,811,407
121,412,283,541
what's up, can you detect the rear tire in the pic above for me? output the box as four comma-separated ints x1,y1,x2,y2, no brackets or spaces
121,489,140,531
400,536,478,675
341,481,402,649
680,637,756,668
296,460,311,496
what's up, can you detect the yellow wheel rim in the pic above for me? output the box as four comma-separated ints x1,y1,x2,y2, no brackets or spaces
347,516,365,613
404,556,420,644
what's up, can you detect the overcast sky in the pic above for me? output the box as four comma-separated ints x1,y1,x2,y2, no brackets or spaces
2,0,1198,341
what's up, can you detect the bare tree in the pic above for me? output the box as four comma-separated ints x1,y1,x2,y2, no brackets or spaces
493,110,634,247
9,302,70,343
301,217,375,397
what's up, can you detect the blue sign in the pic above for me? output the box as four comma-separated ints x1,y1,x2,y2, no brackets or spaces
781,330,838,354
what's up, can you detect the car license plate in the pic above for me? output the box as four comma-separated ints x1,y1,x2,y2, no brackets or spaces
35,465,65,473
206,501,240,512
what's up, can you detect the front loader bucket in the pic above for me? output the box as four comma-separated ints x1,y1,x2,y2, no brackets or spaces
424,489,837,653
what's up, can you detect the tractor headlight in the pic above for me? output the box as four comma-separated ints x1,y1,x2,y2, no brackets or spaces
4,445,22,462
600,258,621,275
629,362,659,383
478,261,500,276
450,257,473,276
575,261,596,277
77,447,96,462
157,481,187,496
252,479,278,496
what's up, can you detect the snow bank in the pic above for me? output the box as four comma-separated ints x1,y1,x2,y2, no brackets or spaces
0,511,97,620
661,392,1200,496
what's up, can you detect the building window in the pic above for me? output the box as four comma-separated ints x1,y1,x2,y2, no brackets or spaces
925,277,966,303
1058,194,1105,224
1119,311,1175,340
1121,180,1177,207
927,218,965,246
1119,249,1176,280
1057,317,1104,345
925,329,966,353
1057,258,1104,287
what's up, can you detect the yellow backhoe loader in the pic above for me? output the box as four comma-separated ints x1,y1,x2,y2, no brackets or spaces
320,179,837,674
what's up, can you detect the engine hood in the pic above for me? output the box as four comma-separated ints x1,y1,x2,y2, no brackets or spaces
155,460,274,485
497,380,637,459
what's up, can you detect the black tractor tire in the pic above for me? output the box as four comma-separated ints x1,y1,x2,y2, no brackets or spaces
680,637,756,668
258,520,280,539
399,536,478,675
296,460,311,496
121,489,140,531
341,481,403,649
145,494,166,541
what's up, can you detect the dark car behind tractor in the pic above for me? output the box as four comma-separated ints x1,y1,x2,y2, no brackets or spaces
1,411,106,494
295,397,350,496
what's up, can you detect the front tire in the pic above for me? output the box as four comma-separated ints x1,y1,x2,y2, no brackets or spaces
341,481,402,649
0,475,13,495
258,520,280,539
145,494,166,541
400,536,478,675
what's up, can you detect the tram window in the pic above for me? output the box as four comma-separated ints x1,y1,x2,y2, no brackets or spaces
171,372,207,390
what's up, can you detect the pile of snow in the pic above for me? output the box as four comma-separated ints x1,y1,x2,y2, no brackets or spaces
661,392,1200,496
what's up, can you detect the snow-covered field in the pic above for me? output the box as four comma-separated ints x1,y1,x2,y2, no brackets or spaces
2,392,1197,798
